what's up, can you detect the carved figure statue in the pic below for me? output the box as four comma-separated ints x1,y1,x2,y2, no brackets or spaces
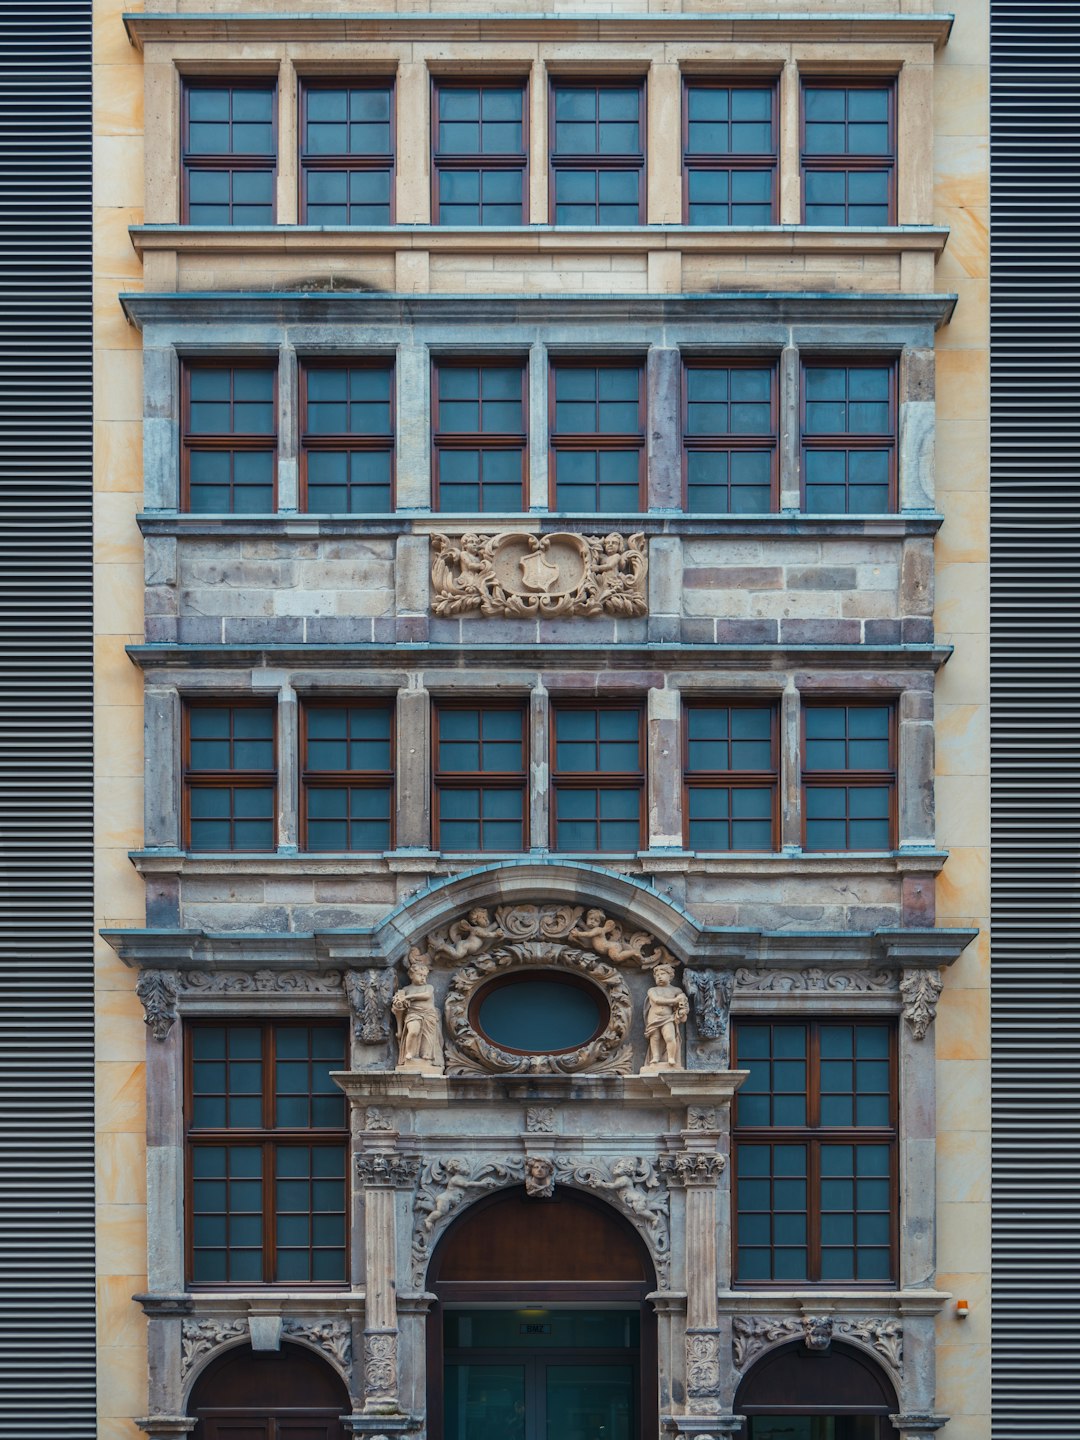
524,1156,556,1199
427,908,501,964
569,908,671,968
641,962,689,1072
391,954,444,1074
595,1157,665,1231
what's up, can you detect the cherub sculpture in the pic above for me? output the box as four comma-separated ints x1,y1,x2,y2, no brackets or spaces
570,908,667,968
427,907,501,964
641,962,689,1072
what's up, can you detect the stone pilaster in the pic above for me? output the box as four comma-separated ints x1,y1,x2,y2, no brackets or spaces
356,1152,421,1416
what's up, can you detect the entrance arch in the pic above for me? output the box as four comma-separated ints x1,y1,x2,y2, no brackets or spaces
427,1187,657,1440
187,1339,350,1440
735,1338,900,1440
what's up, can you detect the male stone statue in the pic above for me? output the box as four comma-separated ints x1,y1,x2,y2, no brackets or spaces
392,951,445,1075
641,962,689,1072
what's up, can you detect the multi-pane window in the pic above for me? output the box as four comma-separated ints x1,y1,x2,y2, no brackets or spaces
550,362,644,512
683,360,777,512
300,361,394,513
683,82,777,225
733,1021,896,1284
801,361,896,513
182,363,276,513
551,703,644,853
300,81,394,225
550,82,645,225
433,82,528,226
302,702,394,852
802,82,895,226
187,1022,348,1285
434,361,527,511
802,701,895,851
434,704,528,852
182,82,276,225
684,703,778,852
184,703,276,853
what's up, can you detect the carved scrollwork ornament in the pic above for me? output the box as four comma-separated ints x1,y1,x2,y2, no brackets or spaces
283,1318,353,1374
345,968,394,1044
361,1330,398,1401
356,1152,421,1189
900,967,944,1040
685,1330,723,1398
180,1319,247,1380
732,1314,903,1377
179,969,344,995
684,970,734,1043
734,967,896,994
415,903,675,972
136,969,178,1040
411,1157,526,1283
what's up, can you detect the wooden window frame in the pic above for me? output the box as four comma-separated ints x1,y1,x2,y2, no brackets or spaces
731,1018,900,1288
799,76,897,227
681,77,779,226
548,357,647,513
432,698,530,854
682,698,780,852
548,77,647,226
182,698,278,853
681,355,780,513
184,1019,350,1289
300,697,396,853
431,355,529,513
800,697,898,851
549,697,646,854
180,358,278,514
181,77,278,226
431,76,530,227
800,355,898,514
298,357,396,514
298,76,396,226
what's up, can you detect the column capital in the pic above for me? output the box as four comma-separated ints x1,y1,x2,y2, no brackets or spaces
356,1152,421,1188
658,1152,726,1187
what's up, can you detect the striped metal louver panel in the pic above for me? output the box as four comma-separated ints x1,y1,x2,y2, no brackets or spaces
990,2,1080,1430
0,3,95,1434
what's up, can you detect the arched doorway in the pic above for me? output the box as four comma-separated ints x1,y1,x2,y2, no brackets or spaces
187,1339,350,1439
735,1339,899,1440
427,1187,657,1440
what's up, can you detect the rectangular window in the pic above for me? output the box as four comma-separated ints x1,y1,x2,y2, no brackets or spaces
801,360,896,514
551,702,644,853
684,702,778,852
550,361,645,512
802,701,895,851
302,701,394,852
434,703,528,853
184,703,276,853
300,360,394,513
187,1022,349,1286
733,1020,897,1285
802,81,895,227
683,81,777,225
434,360,527,512
183,81,276,225
300,80,394,225
683,359,777,513
182,362,277,514
550,81,645,225
433,81,528,226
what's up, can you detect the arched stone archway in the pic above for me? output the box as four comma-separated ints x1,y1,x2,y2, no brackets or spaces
735,1338,900,1440
187,1339,350,1439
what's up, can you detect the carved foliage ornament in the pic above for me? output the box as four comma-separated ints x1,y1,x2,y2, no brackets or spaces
362,1330,397,1401
345,968,394,1044
283,1318,352,1374
733,967,897,994
732,1314,903,1378
357,1152,422,1188
415,903,675,971
658,1152,726,1186
137,969,178,1040
431,531,648,619
181,1319,246,1381
900,967,944,1040
685,1330,722,1399
684,970,734,1041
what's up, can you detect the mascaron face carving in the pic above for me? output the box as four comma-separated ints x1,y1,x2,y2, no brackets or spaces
431,531,648,618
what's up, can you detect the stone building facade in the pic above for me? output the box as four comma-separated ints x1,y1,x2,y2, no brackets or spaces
92,1,991,1437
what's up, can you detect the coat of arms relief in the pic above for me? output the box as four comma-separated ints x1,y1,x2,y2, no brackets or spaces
430,531,648,618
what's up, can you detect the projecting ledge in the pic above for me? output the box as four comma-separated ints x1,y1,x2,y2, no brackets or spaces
333,1070,747,1109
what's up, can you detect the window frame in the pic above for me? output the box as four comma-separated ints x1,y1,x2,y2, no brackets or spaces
180,358,279,514
681,77,780,226
548,76,647,226
548,356,647,513
184,1019,351,1289
800,355,898,514
731,1018,900,1289
682,698,781,853
431,76,530,227
181,77,278,226
549,697,647,854
298,76,396,227
182,698,278,854
431,355,529,513
298,356,396,514
432,698,530,854
681,355,780,513
800,697,898,852
300,697,396,853
799,76,897,228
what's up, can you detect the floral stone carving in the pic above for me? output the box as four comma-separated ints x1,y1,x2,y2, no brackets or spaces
732,1314,903,1378
282,1318,353,1374
733,967,896,994
180,1319,247,1380
415,903,675,972
136,969,178,1040
345,968,394,1045
900,967,944,1040
685,1330,722,1398
431,531,648,619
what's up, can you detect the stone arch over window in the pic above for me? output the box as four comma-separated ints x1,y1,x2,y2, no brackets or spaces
186,1338,351,1439
735,1337,900,1439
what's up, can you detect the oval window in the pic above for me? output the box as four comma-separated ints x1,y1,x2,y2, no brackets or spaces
472,971,608,1055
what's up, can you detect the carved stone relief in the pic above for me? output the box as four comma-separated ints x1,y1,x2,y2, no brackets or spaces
282,1318,353,1375
357,1153,421,1189
180,1319,246,1381
684,970,734,1045
361,1329,397,1402
414,904,675,973
685,1330,723,1398
732,1314,903,1380
658,1152,726,1186
179,969,345,995
900,967,944,1039
687,1106,718,1132
137,969,178,1040
733,967,897,993
524,1156,556,1198
525,1106,556,1133
363,1106,395,1132
345,968,394,1044
411,1158,526,1282
431,531,648,619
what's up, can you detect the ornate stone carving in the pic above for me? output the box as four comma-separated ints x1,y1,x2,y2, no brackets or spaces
732,1314,904,1376
361,1329,397,1401
900,967,943,1040
802,1316,834,1351
731,1316,803,1371
412,1158,526,1282
180,1319,246,1380
834,1317,904,1376
525,1106,556,1133
568,908,675,969
283,1318,353,1374
345,968,394,1045
363,1106,395,1132
415,903,675,973
178,969,344,995
687,1106,718,1132
685,1330,722,1398
392,953,444,1074
684,970,734,1045
431,530,648,619
658,1152,726,1186
733,967,897,993
641,963,689,1072
137,969,178,1040
356,1152,421,1189
524,1156,556,1198
553,1156,670,1245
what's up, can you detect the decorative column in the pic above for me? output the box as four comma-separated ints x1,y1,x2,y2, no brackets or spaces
355,1152,421,1418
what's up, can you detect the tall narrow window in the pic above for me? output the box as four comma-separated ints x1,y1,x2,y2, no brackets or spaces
301,361,394,513
802,701,895,851
550,81,644,225
551,702,644,853
550,361,644,512
434,360,527,511
683,359,777,513
433,81,528,226
300,81,394,225
182,81,276,225
683,81,777,225
732,1020,897,1284
302,701,394,852
434,703,528,853
801,360,896,513
183,703,276,853
801,81,895,226
684,702,778,852
187,1022,349,1285
182,362,276,513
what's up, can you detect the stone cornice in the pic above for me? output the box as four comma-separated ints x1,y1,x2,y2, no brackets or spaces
334,1069,747,1108
717,1289,951,1317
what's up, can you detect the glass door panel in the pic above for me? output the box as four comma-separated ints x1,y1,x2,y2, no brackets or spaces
544,1364,635,1440
445,1363,527,1440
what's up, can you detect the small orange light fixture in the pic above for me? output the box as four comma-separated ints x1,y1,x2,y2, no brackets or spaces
954,1300,970,1318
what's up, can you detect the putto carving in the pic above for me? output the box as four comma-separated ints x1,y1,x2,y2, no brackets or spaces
524,1156,556,1198
803,1316,834,1351
732,1314,904,1375
424,909,501,964
525,1106,556,1133
412,1158,526,1282
431,531,648,619
361,1330,397,1401
900,967,943,1040
685,1330,722,1398
658,1152,726,1186
569,908,674,969
641,963,689,1072
356,1152,421,1189
415,903,675,973
345,968,394,1045
733,967,897,994
136,969,178,1040
553,1156,669,1239
181,1319,246,1380
392,953,445,1074
684,970,734,1046
283,1318,352,1374
178,969,345,995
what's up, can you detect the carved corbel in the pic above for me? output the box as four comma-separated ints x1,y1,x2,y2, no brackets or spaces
683,970,734,1053
345,968,394,1045
136,969,178,1041
900,967,943,1039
